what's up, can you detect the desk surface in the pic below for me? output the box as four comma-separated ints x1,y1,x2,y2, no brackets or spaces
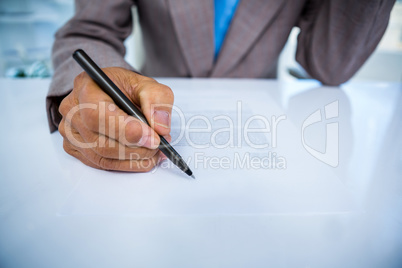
0,78,401,268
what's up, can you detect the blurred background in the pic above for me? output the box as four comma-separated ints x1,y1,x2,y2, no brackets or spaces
0,0,73,78
0,0,401,81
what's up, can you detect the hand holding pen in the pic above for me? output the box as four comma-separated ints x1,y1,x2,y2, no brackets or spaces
58,49,193,178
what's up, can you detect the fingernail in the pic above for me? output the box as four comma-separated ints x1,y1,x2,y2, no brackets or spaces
138,134,159,149
153,110,170,129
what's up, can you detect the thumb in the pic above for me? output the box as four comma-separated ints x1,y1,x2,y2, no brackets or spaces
134,79,174,137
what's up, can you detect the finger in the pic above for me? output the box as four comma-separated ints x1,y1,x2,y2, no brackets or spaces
64,138,160,172
59,118,159,160
60,92,159,153
63,139,100,169
163,134,172,143
77,92,160,150
71,71,160,149
132,80,174,136
59,91,75,118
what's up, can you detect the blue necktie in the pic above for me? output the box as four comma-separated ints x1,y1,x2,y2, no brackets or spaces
214,0,240,59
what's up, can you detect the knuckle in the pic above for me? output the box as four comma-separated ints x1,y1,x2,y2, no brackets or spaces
58,97,69,117
152,84,174,103
62,140,76,157
161,85,174,102
73,72,87,88
62,140,70,153
139,83,174,104
58,120,66,137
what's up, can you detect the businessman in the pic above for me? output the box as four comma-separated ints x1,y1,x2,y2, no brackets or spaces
48,0,395,171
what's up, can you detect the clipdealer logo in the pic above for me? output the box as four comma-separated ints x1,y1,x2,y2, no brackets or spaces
301,100,339,167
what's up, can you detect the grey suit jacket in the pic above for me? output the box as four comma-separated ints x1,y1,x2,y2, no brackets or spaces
47,0,395,132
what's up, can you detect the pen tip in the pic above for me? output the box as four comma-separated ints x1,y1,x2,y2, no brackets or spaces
190,174,196,179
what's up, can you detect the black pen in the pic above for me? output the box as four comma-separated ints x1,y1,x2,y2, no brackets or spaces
72,49,195,179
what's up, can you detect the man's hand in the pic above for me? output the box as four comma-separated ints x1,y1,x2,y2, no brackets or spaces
58,67,174,172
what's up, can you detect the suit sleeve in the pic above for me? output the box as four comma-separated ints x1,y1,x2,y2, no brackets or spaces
46,0,135,132
295,0,395,86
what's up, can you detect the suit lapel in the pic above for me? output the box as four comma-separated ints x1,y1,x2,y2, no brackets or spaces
211,0,287,77
167,0,215,77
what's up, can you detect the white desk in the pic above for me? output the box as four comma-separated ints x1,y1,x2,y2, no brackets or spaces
0,78,401,268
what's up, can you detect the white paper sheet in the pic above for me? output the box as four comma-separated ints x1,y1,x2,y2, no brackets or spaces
59,80,356,216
